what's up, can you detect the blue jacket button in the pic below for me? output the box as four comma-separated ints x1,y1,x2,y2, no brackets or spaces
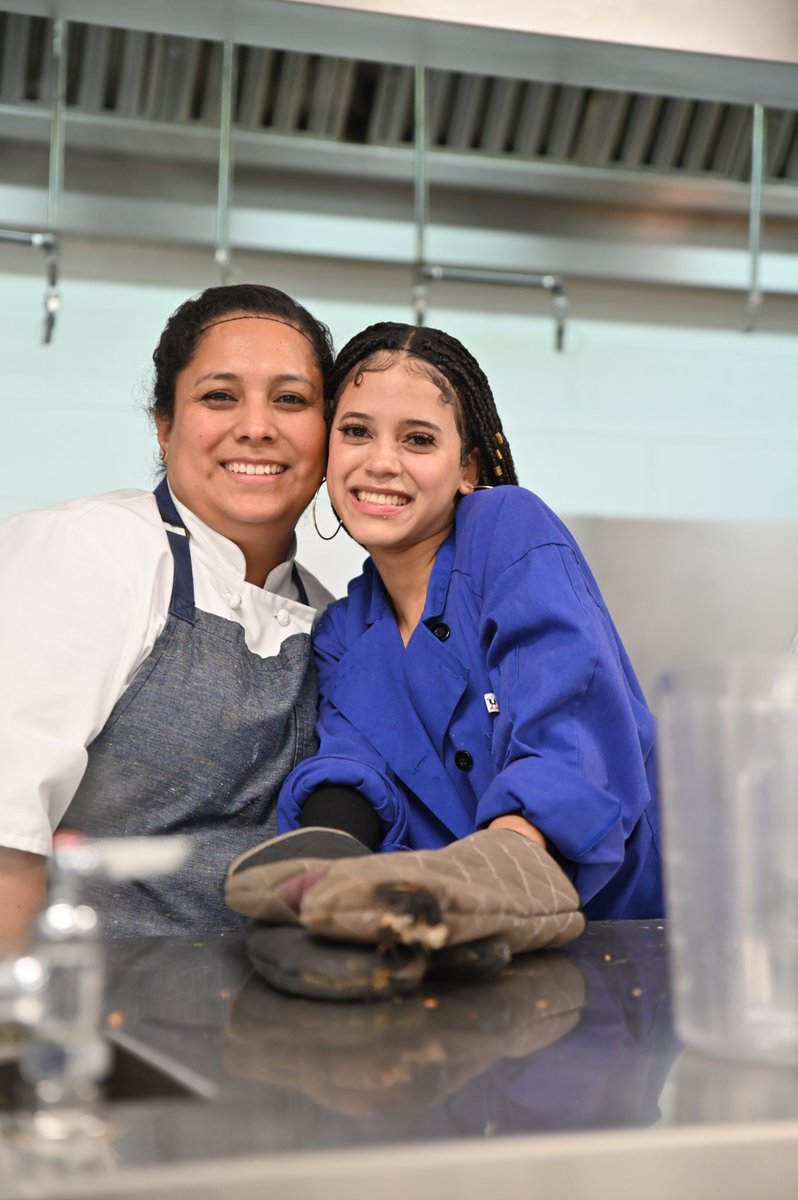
432,623,450,641
454,750,473,771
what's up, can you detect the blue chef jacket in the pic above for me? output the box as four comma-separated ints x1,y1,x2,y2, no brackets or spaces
279,487,663,920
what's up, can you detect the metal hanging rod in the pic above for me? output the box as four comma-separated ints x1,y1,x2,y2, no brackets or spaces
744,103,766,333
48,17,67,236
411,64,429,327
214,40,237,283
412,66,569,351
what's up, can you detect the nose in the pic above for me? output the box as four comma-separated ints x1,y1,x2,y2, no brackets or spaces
365,435,401,478
233,396,278,442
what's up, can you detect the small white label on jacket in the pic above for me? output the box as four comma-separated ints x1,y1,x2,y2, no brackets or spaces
484,693,499,714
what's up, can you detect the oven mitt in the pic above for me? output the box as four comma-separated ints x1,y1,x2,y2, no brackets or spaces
227,827,584,959
228,829,508,1000
228,828,430,1001
227,826,374,922
243,923,430,1002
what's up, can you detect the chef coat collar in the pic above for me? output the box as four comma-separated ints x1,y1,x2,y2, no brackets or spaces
168,485,302,603
421,525,457,622
364,560,392,626
363,522,458,627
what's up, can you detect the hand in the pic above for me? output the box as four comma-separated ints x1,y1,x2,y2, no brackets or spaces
488,813,547,847
0,848,46,954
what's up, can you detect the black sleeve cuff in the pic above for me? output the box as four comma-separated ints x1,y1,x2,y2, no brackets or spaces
299,786,384,851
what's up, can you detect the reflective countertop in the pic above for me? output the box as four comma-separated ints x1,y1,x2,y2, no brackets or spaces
3,921,798,1200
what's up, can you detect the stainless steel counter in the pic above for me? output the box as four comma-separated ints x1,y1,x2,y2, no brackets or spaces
3,921,798,1200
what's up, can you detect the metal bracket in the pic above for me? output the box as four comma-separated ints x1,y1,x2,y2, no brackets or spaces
1,18,66,343
0,228,61,344
417,264,569,351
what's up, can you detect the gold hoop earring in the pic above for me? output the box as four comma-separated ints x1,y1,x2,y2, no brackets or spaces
312,484,342,541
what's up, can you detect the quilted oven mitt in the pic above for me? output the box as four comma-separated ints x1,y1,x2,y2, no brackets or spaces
227,826,584,961
228,828,429,1001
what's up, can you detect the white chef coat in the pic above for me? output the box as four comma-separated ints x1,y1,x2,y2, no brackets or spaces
0,487,333,858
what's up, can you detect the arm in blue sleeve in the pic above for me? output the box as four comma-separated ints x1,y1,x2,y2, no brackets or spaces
277,607,413,849
475,542,655,907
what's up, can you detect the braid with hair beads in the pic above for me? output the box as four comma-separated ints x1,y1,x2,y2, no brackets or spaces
330,322,518,488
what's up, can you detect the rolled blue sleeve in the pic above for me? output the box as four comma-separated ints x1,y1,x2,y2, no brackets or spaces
277,606,412,849
475,539,657,909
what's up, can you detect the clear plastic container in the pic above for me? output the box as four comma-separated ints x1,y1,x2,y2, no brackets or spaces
658,656,798,1066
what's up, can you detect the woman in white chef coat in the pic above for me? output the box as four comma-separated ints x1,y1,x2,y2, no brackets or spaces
0,283,334,944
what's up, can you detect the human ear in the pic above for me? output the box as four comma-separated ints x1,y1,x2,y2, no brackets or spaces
155,414,172,457
458,448,481,494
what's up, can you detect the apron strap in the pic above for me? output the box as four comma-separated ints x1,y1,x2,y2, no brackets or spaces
154,480,311,615
291,565,309,607
154,479,196,624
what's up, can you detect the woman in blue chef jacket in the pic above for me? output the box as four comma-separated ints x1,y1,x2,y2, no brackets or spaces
276,321,663,922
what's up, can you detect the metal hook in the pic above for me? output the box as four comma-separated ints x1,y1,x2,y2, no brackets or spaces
0,229,61,345
39,231,61,345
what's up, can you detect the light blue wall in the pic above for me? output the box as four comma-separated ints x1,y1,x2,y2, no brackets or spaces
3,265,798,596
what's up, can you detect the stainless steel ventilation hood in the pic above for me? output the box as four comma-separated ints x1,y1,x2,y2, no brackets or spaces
0,1,796,303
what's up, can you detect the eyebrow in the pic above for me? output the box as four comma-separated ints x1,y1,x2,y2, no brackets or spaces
193,371,315,386
338,410,443,433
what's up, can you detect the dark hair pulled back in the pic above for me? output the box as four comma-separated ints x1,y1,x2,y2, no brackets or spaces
330,322,518,488
149,283,334,424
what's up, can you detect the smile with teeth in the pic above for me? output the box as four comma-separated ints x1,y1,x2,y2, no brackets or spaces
355,490,409,507
225,462,286,476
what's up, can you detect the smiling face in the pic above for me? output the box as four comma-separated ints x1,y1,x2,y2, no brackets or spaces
327,358,478,562
156,314,326,581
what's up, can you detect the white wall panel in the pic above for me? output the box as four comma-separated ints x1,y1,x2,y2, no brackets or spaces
2,241,797,614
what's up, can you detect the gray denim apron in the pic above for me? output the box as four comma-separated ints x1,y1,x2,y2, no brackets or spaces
61,480,319,935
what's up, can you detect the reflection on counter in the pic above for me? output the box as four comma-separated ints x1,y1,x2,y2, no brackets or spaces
225,951,584,1119
221,921,678,1139
7,922,798,1200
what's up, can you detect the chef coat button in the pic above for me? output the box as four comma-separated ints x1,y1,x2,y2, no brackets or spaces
276,608,291,628
432,623,450,641
226,592,242,610
454,750,473,772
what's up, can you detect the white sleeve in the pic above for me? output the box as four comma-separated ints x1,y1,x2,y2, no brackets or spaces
0,500,172,855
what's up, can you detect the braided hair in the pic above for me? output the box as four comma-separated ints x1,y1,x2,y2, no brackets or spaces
329,322,518,487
